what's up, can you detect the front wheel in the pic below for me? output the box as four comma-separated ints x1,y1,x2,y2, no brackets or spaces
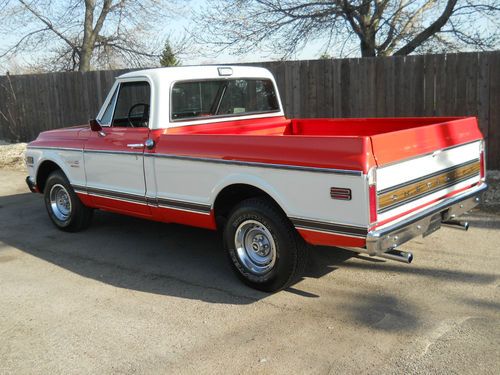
223,198,307,292
44,170,93,232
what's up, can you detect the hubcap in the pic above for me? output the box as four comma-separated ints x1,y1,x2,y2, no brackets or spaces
234,220,276,275
49,184,72,221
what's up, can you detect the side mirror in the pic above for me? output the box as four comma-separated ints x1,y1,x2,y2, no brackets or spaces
89,119,102,132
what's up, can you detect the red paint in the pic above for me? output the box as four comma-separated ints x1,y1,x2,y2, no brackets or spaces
368,117,483,166
77,192,216,229
297,229,366,248
31,115,484,245
76,193,96,208
152,118,375,172
89,195,152,219
153,116,482,173
168,116,291,135
371,182,482,229
369,184,377,223
29,125,89,150
151,207,217,230
84,127,149,153
30,116,483,175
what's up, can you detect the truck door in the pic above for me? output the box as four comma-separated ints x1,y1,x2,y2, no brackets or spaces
84,80,151,217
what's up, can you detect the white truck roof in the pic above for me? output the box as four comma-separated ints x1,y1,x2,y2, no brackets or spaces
118,65,276,83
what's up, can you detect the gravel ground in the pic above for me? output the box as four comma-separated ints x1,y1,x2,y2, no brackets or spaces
0,170,499,374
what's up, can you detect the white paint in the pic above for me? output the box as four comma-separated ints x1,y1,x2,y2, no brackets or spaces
26,148,86,189
152,157,370,227
375,141,481,224
377,141,481,191
83,152,146,197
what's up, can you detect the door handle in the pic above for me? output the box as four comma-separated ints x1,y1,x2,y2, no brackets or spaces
127,143,144,149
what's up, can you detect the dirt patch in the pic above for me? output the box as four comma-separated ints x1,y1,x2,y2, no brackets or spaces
0,142,27,172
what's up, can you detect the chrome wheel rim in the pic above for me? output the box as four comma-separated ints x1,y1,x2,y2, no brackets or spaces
49,184,72,221
234,220,276,275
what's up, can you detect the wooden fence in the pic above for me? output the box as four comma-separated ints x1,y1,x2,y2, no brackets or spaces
1,51,499,168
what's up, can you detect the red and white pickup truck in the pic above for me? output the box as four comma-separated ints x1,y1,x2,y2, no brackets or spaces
25,65,487,291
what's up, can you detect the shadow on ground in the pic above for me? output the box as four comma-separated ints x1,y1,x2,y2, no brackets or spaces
0,191,497,325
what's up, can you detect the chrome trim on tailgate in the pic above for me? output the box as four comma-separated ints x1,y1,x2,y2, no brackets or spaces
366,183,487,255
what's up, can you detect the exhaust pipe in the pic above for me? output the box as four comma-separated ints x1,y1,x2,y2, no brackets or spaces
379,249,413,264
442,220,469,231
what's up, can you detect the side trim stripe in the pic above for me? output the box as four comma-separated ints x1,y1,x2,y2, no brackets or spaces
28,146,82,152
84,149,143,156
290,217,368,237
156,197,211,214
147,153,363,176
72,185,211,214
27,146,362,176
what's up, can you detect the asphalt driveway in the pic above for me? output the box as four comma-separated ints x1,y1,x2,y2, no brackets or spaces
1,170,498,374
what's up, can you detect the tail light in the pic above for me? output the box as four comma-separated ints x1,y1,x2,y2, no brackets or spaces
368,168,378,224
479,140,486,181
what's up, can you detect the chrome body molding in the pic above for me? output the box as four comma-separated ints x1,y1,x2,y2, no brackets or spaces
27,146,82,152
145,153,363,176
84,149,144,156
366,183,487,255
71,184,211,214
290,217,368,238
28,146,363,176
155,197,211,214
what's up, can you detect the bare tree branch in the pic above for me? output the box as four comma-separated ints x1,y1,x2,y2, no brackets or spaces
191,0,499,59
394,0,459,55
0,0,187,72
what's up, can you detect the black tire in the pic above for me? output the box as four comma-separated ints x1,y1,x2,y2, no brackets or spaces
223,197,307,292
43,170,93,232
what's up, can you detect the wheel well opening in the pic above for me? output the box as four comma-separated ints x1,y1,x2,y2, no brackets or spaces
36,161,62,193
214,184,285,226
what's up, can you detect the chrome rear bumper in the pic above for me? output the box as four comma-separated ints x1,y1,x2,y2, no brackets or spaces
366,183,487,255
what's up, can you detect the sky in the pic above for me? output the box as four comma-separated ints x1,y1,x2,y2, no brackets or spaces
0,0,325,72
166,0,325,65
1,0,497,72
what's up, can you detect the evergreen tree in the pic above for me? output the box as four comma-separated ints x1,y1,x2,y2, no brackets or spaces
160,41,180,67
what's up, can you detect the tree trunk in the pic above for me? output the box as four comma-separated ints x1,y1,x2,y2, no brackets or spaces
360,30,376,57
360,40,376,57
79,48,92,72
79,0,96,72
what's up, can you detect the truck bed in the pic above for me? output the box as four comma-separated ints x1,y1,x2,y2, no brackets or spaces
166,116,483,169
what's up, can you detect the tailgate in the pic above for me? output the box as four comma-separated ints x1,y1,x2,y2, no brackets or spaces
370,118,484,224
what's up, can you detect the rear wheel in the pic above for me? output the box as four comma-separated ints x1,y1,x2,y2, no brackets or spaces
223,197,307,292
44,170,93,232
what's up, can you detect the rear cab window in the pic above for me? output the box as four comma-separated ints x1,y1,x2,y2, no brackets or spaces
171,78,279,121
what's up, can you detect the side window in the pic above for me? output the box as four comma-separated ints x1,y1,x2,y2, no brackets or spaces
99,87,118,125
112,81,151,127
171,79,279,121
